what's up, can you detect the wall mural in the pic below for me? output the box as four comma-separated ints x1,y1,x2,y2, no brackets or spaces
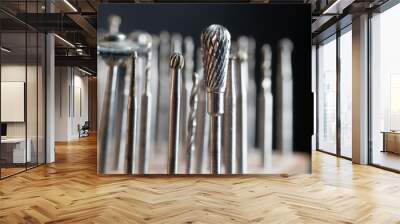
97,3,312,175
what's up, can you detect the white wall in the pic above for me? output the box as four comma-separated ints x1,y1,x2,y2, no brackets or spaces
1,65,35,138
1,64,46,164
55,67,89,141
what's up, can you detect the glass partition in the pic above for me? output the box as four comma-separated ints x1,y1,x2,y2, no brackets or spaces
339,28,352,158
27,30,38,169
38,32,45,165
0,1,46,179
370,3,400,171
317,36,337,154
1,30,28,177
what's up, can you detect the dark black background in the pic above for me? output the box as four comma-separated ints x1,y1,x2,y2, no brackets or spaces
98,4,312,155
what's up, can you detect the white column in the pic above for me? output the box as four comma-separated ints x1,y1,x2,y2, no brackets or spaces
352,14,369,164
46,32,55,163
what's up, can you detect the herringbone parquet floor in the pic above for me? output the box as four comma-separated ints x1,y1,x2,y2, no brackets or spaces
1,135,400,223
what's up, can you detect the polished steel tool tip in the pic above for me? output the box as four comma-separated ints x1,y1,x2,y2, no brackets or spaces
259,44,273,170
97,14,136,175
185,72,201,174
108,15,121,35
170,53,185,69
201,24,231,174
98,15,133,56
261,44,272,81
278,38,294,79
129,31,152,54
167,52,184,174
201,24,231,95
276,38,294,157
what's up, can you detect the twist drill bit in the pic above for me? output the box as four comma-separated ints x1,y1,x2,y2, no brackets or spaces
98,15,136,174
194,49,207,173
185,72,201,174
276,38,294,157
259,44,273,169
223,56,238,174
236,51,248,174
167,53,184,174
182,37,195,161
195,70,207,174
137,63,152,174
201,24,231,174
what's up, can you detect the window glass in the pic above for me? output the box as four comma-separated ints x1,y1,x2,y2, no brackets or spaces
318,37,337,154
339,29,352,158
371,3,400,171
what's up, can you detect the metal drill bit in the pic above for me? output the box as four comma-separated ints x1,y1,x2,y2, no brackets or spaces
236,51,248,174
128,31,152,101
127,52,138,174
155,31,170,153
182,36,195,162
128,31,152,173
195,69,207,174
171,33,186,153
167,53,184,174
129,31,152,55
248,37,257,82
150,35,160,154
137,63,152,174
259,44,273,169
238,36,257,151
185,72,201,174
194,49,207,173
201,24,231,175
97,15,136,174
276,38,294,157
223,56,238,174
171,33,183,53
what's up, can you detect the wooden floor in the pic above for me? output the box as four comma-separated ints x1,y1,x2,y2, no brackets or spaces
1,135,400,223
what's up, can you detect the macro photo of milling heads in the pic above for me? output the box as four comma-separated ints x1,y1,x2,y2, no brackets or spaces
97,4,312,175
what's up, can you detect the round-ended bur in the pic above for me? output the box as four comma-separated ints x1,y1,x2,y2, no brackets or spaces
261,44,272,67
170,52,185,69
261,44,272,78
279,38,294,52
129,31,153,54
201,24,231,94
98,15,134,57
167,52,184,174
278,38,294,80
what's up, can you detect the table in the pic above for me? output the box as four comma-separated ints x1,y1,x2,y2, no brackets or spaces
382,131,400,154
1,138,32,164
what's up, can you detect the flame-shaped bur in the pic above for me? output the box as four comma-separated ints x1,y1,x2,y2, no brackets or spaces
201,24,231,174
201,24,231,115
